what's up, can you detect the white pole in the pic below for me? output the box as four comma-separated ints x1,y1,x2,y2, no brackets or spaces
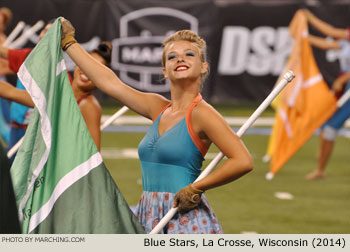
7,137,24,159
9,20,44,49
5,21,44,159
150,70,295,234
100,106,129,130
7,106,130,159
3,21,26,47
337,88,350,108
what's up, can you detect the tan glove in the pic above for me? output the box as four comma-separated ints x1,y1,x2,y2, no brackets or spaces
61,18,77,51
174,184,203,214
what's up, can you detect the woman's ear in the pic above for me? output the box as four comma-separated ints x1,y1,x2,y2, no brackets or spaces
162,67,168,78
201,62,208,74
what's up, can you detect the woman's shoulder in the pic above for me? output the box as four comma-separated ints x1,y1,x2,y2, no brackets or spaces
194,99,218,114
78,94,102,113
192,99,224,123
190,98,229,140
148,93,171,121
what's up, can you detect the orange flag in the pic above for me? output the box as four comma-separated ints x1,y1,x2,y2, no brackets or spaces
268,10,337,177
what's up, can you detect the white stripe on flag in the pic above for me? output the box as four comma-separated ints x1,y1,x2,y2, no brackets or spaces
287,74,303,107
278,108,293,138
56,59,66,76
28,152,103,233
287,74,323,108
303,74,323,88
17,64,53,222
302,29,308,38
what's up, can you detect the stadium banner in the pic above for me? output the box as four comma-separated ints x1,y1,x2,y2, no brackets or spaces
1,0,349,103
209,1,348,104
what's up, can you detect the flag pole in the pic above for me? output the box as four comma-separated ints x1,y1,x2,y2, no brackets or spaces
3,21,26,47
265,86,350,181
5,20,45,159
337,88,350,108
9,20,44,49
7,106,130,159
150,70,295,234
7,137,24,159
100,106,129,130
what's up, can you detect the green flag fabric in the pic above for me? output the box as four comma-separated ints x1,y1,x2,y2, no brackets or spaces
10,18,145,234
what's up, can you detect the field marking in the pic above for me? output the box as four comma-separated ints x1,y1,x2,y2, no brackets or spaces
101,115,350,128
274,192,294,200
101,115,275,126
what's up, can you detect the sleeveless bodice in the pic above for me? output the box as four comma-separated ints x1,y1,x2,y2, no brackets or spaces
138,94,207,193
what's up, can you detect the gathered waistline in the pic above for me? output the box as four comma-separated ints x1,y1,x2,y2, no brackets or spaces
140,161,200,193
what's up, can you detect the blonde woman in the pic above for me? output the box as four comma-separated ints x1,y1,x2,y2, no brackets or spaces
61,18,253,233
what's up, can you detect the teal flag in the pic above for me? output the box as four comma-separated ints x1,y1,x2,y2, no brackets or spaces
10,18,145,234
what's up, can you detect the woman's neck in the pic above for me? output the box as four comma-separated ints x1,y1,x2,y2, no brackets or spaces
169,80,200,112
72,81,91,101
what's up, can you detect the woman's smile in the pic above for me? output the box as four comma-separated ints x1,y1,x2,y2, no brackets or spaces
79,73,89,82
175,65,189,71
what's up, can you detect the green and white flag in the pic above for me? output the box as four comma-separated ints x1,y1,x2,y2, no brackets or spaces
10,18,145,234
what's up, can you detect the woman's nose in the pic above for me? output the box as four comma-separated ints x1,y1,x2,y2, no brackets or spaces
177,56,185,63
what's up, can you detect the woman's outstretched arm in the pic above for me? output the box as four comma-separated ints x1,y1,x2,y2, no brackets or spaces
303,9,348,40
0,80,34,107
61,19,169,120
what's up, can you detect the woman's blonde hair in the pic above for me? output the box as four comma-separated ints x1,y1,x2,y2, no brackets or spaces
162,30,209,82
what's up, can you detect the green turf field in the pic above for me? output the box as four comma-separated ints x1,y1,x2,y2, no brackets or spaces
101,132,349,234
101,105,350,234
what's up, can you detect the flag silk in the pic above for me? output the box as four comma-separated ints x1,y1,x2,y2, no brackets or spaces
10,18,145,234
269,10,337,175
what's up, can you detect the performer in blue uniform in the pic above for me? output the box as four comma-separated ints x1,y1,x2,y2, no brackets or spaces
302,9,350,180
137,93,222,233
62,19,254,233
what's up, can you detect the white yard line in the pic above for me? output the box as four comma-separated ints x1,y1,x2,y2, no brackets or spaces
101,115,350,128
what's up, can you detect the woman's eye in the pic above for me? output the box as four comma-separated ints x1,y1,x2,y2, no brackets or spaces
167,54,176,60
186,52,195,57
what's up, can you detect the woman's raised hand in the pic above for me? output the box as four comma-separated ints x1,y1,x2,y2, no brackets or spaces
60,17,77,51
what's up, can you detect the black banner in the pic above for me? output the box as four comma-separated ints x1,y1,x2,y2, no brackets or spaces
1,0,349,103
209,1,350,104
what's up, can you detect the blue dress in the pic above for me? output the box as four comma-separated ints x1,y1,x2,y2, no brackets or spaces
136,94,223,234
